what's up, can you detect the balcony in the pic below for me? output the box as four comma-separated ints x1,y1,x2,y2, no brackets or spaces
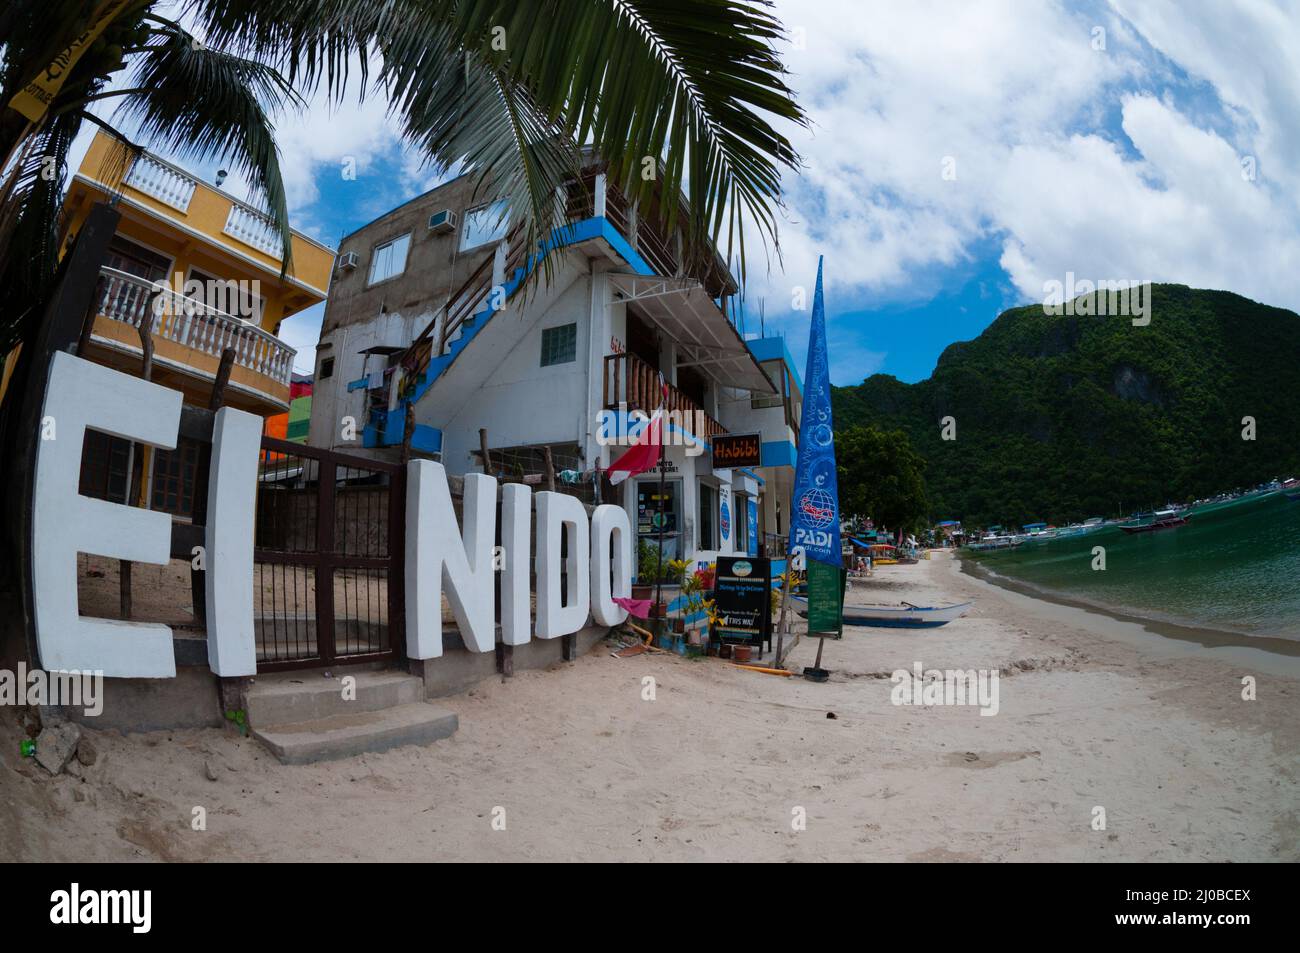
603,351,726,441
71,131,335,297
90,266,296,403
564,170,736,300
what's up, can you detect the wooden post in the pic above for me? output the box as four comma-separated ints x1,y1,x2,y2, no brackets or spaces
484,428,512,678
400,403,415,465
189,348,235,623
0,202,119,668
544,446,578,661
120,294,158,620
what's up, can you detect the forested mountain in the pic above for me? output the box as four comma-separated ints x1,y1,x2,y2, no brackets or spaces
832,285,1300,526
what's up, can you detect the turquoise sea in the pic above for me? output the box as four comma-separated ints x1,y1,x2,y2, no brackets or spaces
962,492,1300,640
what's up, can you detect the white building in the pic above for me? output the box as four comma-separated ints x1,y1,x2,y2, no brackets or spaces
308,166,802,570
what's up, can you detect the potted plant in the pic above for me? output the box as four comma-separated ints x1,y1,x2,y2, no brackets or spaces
632,540,660,601
681,570,708,646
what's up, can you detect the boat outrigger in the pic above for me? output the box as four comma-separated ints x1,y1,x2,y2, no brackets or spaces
793,597,972,628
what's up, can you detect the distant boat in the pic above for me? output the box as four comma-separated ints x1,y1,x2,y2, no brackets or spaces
964,535,1022,552
1286,491,1300,502
1120,509,1190,534
793,597,971,628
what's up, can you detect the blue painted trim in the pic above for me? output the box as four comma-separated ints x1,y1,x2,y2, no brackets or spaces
747,335,804,394
347,377,369,392
760,440,797,468
737,466,765,486
363,409,442,453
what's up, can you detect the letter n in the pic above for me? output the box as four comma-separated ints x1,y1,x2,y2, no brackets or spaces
406,462,496,656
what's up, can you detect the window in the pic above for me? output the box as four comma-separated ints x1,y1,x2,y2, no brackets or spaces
367,233,411,285
151,437,203,518
460,200,510,250
105,235,170,282
187,267,265,324
699,483,718,551
540,323,577,366
636,478,681,561
751,360,785,409
319,356,335,379
79,430,133,504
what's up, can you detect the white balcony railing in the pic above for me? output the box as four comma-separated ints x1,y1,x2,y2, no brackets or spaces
123,153,197,213
94,267,295,387
223,203,282,257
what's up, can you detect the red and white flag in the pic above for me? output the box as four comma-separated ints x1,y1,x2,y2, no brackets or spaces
607,408,662,485
607,374,668,486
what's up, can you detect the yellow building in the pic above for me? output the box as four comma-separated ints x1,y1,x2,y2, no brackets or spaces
58,130,334,516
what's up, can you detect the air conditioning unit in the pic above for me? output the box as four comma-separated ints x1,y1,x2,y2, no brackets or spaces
338,251,359,271
428,209,458,234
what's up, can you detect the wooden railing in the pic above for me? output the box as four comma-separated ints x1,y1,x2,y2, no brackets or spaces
565,170,731,298
400,221,528,390
94,267,295,385
603,351,726,441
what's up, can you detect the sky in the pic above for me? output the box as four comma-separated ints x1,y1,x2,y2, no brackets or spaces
68,0,1300,384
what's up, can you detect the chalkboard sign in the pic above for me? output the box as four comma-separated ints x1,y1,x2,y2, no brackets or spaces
713,556,771,646
806,559,846,638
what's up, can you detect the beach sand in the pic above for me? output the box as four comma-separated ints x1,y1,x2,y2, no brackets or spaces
4,551,1297,862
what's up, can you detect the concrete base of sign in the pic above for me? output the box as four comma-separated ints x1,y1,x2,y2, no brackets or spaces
62,664,225,733
413,623,609,699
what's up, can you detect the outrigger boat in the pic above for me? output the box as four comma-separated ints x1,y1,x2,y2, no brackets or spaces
1119,509,1190,534
964,535,1022,552
792,597,972,628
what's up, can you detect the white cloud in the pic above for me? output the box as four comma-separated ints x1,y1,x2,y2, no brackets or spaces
756,0,1300,372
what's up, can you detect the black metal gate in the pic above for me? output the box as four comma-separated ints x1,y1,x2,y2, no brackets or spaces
254,438,405,671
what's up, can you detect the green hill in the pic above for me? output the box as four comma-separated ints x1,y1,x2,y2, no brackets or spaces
831,284,1300,526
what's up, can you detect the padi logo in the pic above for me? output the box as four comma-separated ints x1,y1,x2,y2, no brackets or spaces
793,526,833,548
732,560,752,577
50,883,151,933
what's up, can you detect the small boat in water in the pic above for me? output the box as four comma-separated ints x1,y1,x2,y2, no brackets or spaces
793,597,971,628
964,535,1022,552
1120,509,1190,534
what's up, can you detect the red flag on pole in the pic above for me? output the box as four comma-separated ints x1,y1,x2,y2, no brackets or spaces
607,408,663,485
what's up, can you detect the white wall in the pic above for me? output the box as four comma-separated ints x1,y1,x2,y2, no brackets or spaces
428,272,595,474
307,309,426,451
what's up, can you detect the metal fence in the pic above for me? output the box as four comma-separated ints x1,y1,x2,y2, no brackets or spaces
254,438,404,670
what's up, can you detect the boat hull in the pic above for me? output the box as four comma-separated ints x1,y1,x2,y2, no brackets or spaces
1120,517,1189,534
792,598,971,628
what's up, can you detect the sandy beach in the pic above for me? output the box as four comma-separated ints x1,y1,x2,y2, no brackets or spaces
4,550,1297,862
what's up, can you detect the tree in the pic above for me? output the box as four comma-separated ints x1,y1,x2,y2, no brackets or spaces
0,0,807,355
835,424,930,533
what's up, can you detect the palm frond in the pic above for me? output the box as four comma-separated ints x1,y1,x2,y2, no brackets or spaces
110,17,303,271
0,107,82,354
190,0,805,282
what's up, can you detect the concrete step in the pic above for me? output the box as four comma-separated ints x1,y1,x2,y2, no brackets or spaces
252,703,459,765
245,670,423,728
